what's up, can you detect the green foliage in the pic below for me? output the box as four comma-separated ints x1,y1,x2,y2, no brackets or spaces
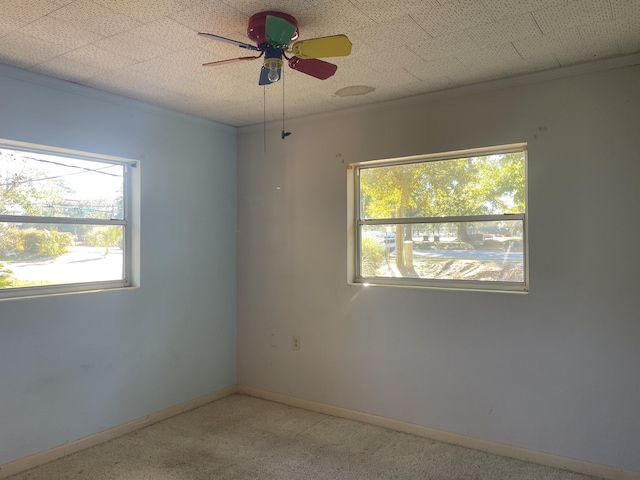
40,229,73,258
0,225,25,256
359,152,526,256
414,241,473,251
86,226,122,255
481,237,523,251
360,153,525,220
360,236,387,276
0,150,72,216
22,230,43,254
20,228,72,258
0,262,13,288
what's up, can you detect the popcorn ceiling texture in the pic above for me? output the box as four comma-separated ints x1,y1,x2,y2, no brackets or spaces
0,0,638,126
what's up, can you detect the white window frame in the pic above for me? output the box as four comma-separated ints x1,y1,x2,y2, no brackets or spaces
347,143,528,293
0,139,139,300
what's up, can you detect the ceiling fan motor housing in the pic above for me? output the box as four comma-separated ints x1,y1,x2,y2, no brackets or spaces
247,11,299,47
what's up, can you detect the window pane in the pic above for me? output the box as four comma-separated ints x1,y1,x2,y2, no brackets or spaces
360,220,524,283
359,152,525,219
0,147,124,219
0,223,124,288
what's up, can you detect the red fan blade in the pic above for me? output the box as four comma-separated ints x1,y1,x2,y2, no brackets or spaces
203,54,263,67
288,57,337,80
197,32,260,51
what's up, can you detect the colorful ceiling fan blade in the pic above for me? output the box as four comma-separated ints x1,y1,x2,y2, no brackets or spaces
258,66,282,85
265,15,297,49
290,35,352,59
288,57,337,80
203,54,263,67
198,32,260,51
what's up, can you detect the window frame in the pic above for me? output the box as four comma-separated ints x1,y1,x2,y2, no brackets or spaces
0,139,138,300
348,143,529,293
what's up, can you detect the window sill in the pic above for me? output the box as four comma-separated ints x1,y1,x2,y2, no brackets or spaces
348,280,529,294
0,284,139,302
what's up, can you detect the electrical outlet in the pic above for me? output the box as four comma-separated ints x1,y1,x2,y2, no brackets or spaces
292,335,300,351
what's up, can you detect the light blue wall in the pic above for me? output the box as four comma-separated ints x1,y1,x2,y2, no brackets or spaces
236,64,640,472
0,64,237,465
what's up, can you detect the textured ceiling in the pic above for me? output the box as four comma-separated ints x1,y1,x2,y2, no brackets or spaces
1,0,639,127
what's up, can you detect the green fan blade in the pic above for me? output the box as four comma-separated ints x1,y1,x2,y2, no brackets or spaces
265,15,296,49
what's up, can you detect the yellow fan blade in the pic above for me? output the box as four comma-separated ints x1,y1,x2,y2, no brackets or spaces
290,34,352,59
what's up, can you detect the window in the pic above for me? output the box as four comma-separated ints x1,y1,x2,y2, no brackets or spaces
0,140,138,299
349,144,527,292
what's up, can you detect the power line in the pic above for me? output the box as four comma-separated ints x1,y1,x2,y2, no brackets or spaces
22,155,122,177
0,164,121,187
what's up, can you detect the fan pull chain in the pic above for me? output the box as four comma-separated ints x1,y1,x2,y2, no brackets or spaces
281,68,291,140
263,85,267,154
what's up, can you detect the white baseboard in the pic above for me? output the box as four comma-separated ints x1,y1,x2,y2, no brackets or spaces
0,385,237,479
237,385,640,480
3,384,638,480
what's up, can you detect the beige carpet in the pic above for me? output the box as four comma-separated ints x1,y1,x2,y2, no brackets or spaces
9,394,603,479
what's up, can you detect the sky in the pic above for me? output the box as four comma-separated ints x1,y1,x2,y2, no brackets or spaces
1,147,123,203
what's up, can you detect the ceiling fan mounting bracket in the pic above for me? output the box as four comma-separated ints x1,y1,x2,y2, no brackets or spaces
247,11,299,47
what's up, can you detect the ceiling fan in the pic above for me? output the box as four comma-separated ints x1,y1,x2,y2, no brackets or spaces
198,11,352,85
